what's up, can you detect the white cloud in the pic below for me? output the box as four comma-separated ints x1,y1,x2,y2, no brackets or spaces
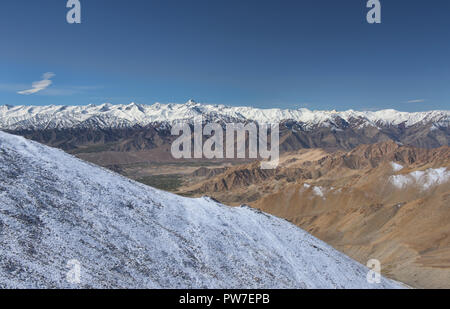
17,72,55,95
406,99,426,103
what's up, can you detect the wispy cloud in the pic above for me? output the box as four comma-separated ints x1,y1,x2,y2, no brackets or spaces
17,72,55,95
0,82,101,97
406,99,426,104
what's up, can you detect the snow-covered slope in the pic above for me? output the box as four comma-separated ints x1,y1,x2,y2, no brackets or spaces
390,167,450,190
0,131,403,289
0,100,448,130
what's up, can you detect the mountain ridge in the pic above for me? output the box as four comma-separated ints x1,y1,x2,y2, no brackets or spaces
1,101,449,131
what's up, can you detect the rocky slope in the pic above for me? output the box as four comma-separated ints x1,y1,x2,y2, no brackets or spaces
0,131,402,289
183,142,450,288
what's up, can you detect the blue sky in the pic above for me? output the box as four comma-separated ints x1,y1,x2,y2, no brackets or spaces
0,0,449,111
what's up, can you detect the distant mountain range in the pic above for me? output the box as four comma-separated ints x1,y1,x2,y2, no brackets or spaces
0,131,403,288
1,100,449,130
1,101,449,153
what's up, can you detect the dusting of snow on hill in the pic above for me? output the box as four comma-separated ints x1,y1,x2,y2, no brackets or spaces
390,162,404,172
390,167,450,190
312,186,326,199
0,100,448,130
0,131,403,289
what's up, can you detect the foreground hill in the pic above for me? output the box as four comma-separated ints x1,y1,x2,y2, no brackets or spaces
0,131,402,289
184,142,450,288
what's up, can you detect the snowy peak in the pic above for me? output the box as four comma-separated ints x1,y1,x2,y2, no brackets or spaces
0,131,403,288
0,101,448,130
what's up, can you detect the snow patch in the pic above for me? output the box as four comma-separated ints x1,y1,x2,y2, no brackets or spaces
302,183,327,199
312,186,326,199
390,162,404,172
390,167,450,190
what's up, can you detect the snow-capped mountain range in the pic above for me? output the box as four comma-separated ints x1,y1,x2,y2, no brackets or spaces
0,131,403,288
0,100,448,131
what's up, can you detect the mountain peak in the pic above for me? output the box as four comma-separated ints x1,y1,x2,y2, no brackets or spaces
185,99,198,106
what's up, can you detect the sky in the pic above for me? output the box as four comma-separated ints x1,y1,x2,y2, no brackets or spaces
0,0,449,111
